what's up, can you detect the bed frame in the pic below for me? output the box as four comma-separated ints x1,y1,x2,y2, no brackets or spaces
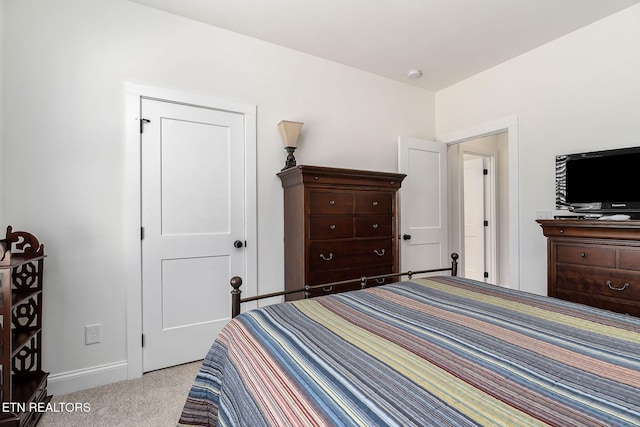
230,253,459,318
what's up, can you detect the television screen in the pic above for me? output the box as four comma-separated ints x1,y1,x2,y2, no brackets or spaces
557,146,640,212
566,152,640,203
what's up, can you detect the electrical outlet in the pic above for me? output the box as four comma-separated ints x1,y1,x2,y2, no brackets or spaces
85,324,101,345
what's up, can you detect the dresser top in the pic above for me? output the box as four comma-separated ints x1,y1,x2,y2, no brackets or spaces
537,219,640,240
537,219,640,228
278,165,406,189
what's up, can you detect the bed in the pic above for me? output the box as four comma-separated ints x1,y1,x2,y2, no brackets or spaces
178,262,640,426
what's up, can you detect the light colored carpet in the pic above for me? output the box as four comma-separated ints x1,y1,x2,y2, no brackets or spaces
38,361,201,427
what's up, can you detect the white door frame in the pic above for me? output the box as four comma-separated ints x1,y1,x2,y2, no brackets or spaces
440,116,520,289
124,83,257,379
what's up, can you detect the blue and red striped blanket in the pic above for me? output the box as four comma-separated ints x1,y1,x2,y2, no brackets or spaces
178,276,640,426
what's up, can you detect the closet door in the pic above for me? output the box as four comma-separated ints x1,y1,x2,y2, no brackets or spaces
141,98,246,372
398,137,448,273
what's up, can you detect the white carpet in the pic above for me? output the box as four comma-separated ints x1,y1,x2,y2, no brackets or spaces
38,361,201,427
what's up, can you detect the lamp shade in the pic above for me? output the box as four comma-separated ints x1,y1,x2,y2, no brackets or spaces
278,120,303,148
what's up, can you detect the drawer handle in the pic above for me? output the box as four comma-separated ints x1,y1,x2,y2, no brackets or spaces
581,253,586,258
375,278,386,284
606,280,630,291
322,286,333,292
320,253,334,261
372,201,378,206
374,249,386,256
329,200,335,205
330,224,336,230
372,224,379,229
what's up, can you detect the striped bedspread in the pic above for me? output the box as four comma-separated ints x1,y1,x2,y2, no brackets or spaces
178,276,640,427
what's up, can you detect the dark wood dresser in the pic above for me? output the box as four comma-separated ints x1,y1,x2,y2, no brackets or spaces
537,219,640,317
278,165,406,300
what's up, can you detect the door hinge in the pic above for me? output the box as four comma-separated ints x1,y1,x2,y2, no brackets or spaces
484,220,489,226
484,272,489,279
142,334,145,347
141,227,144,240
483,168,488,175
139,118,150,134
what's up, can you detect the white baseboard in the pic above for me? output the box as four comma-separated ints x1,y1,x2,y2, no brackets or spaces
47,360,129,396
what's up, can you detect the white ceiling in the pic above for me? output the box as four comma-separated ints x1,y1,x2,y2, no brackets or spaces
129,0,640,91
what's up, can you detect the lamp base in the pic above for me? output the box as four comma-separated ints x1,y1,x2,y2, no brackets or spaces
282,146,297,171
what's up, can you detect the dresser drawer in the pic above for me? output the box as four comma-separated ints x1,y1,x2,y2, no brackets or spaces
555,244,615,268
355,215,392,237
355,192,392,214
308,265,394,295
620,249,640,271
309,239,393,270
309,191,353,214
309,216,353,240
556,264,640,300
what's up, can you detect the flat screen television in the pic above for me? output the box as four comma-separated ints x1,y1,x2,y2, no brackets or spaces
556,146,640,214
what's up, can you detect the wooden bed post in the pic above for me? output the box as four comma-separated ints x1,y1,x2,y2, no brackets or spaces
451,253,459,276
230,276,243,318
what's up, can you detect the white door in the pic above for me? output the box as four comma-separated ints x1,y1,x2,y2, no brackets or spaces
398,137,448,273
141,98,246,372
463,155,486,281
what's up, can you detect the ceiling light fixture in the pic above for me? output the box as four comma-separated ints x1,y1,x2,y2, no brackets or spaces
407,69,422,79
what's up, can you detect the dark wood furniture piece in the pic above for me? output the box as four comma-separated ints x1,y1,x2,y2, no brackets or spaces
0,227,50,427
537,219,640,317
277,165,406,300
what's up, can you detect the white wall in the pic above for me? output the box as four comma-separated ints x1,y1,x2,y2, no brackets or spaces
436,4,640,295
3,0,434,392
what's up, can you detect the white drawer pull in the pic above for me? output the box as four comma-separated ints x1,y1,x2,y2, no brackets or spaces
330,225,336,230
329,200,335,205
372,224,379,229
606,280,630,291
374,249,385,256
320,253,334,261
372,201,378,206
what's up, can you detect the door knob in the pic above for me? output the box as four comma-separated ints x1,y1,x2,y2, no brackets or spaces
402,234,412,241
233,240,244,248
